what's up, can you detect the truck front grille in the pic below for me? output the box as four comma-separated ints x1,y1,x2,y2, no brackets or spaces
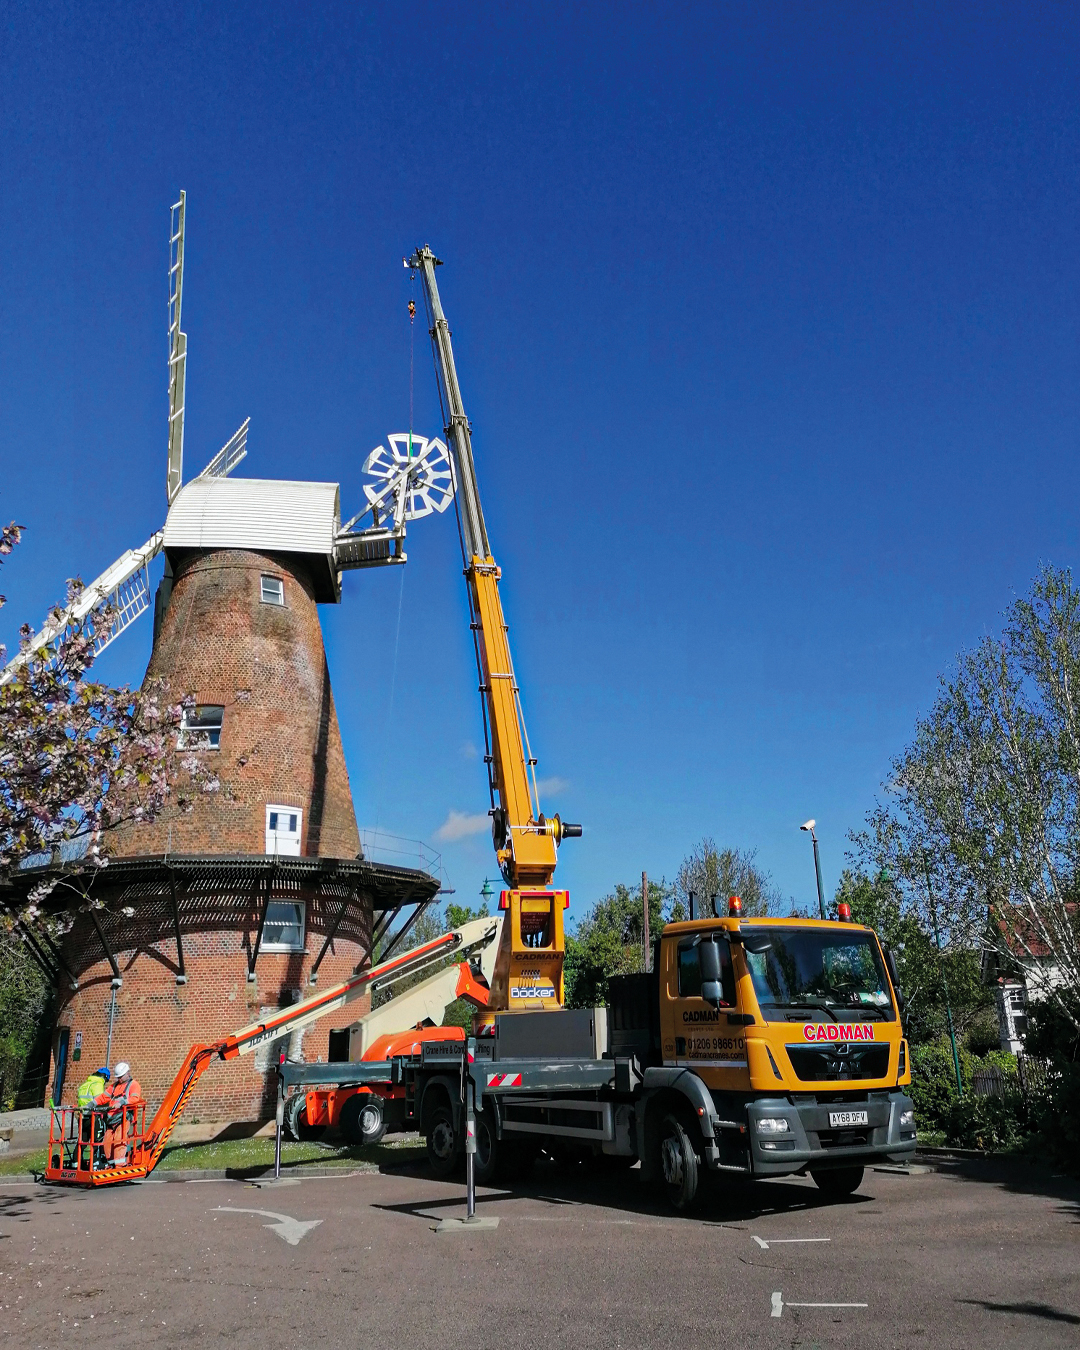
786,1044,890,1082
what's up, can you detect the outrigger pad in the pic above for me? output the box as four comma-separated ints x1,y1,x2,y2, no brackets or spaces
434,1216,500,1232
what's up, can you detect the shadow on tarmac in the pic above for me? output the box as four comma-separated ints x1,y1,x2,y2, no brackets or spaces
371,1157,870,1226
930,1154,1080,1220
958,1299,1080,1325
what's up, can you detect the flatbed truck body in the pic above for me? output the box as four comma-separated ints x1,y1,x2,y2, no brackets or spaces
280,911,916,1209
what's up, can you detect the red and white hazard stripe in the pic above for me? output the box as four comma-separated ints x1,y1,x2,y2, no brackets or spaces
487,1072,522,1088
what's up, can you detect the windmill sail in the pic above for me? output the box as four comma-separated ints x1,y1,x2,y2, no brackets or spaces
0,428,251,685
0,532,163,684
166,192,187,505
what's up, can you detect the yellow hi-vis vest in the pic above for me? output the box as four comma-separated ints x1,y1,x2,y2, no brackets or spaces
76,1074,107,1110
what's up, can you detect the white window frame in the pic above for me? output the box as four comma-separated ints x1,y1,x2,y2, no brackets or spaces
260,900,307,953
265,804,303,856
177,705,224,750
260,574,285,606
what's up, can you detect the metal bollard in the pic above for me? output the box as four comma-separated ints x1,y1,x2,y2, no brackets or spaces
274,1054,285,1180
464,1036,477,1219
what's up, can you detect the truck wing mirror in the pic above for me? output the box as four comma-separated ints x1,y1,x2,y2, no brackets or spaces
735,931,773,955
698,938,723,1009
883,946,906,1013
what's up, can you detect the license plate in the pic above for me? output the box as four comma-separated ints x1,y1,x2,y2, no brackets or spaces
828,1109,869,1128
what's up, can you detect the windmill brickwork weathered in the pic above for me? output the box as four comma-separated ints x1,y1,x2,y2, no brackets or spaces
1,195,453,1125
111,545,359,859
45,480,438,1123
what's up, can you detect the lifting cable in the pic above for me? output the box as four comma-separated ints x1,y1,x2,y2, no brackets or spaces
371,287,415,836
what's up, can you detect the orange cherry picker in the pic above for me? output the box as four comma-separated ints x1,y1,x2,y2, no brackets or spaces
44,918,498,1185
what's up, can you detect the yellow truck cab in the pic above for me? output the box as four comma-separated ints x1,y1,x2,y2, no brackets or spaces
609,900,916,1207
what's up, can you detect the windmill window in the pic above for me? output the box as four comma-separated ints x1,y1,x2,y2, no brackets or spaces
177,705,224,750
261,901,306,953
260,575,285,606
266,805,303,856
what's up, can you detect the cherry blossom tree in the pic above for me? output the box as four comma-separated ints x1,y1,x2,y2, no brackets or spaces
0,523,217,927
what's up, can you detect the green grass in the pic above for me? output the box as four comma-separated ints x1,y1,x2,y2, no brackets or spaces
916,1130,947,1148
155,1133,425,1173
0,1133,426,1178
0,1148,46,1176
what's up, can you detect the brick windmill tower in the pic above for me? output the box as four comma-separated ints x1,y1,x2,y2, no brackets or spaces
2,193,455,1123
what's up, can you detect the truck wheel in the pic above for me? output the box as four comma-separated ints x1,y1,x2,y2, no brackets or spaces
285,1093,325,1142
811,1166,864,1198
426,1104,459,1178
340,1094,387,1147
657,1113,701,1212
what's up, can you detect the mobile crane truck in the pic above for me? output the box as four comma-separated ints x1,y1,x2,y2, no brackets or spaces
278,248,916,1212
286,242,586,1141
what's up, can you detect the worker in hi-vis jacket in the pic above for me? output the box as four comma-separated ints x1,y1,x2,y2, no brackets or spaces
95,1062,143,1164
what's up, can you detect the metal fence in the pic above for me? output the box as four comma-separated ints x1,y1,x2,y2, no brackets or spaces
970,1055,1056,1100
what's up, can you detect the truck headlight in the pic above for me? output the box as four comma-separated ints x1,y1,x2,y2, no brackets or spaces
900,1109,914,1128
755,1117,790,1135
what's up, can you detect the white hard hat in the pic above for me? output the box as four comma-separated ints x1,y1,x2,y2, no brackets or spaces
113,1062,130,1078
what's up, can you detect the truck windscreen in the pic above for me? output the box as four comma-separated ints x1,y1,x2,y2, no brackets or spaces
742,928,896,1023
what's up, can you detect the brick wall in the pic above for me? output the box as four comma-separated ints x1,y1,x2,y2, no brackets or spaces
108,548,360,860
53,886,372,1122
50,546,383,1125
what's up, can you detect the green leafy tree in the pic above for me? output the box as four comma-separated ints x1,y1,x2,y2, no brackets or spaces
0,925,50,1109
446,901,489,930
675,838,781,918
852,565,1080,1036
565,879,673,1008
836,869,994,1046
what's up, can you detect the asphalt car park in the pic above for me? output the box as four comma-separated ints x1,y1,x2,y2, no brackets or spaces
0,1156,1077,1349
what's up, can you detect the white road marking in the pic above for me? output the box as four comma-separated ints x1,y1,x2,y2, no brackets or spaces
753,1236,831,1250
212,1206,322,1246
771,1291,867,1318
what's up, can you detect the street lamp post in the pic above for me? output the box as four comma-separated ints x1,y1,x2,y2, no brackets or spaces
800,820,828,920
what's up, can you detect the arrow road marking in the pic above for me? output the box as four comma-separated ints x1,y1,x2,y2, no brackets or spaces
753,1236,831,1250
212,1207,323,1246
771,1291,867,1318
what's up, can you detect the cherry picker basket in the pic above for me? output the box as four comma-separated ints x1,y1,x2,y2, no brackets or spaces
44,1103,149,1186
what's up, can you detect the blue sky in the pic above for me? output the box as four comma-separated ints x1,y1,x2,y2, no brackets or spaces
2,3,1078,920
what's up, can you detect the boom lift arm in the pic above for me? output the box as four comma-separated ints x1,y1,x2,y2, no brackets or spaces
408,247,581,889
135,918,498,1174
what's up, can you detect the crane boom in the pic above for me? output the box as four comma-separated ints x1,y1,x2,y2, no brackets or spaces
137,918,497,1170
409,246,580,889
